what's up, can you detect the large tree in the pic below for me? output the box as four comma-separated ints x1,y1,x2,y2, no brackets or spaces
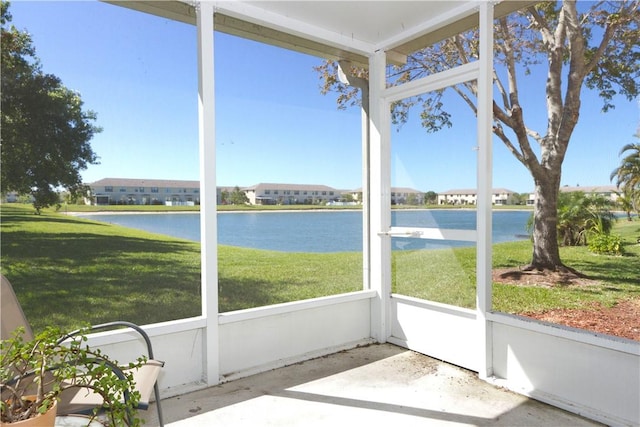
316,0,639,273
1,2,100,213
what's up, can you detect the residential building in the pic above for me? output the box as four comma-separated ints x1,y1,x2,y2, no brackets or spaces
88,178,200,206
348,187,425,205
242,183,341,205
438,188,517,205
526,185,619,205
391,187,425,205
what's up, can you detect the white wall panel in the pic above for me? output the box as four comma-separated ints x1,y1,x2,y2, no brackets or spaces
492,318,640,426
389,296,479,371
219,294,374,379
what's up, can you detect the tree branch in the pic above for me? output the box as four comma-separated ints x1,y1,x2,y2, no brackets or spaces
492,121,526,165
527,5,554,47
582,2,632,75
493,70,511,110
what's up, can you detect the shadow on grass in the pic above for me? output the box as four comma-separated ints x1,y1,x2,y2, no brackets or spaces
218,276,283,312
571,253,640,289
2,230,202,332
0,214,110,227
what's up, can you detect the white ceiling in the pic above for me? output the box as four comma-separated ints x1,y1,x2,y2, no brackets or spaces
241,1,464,48
107,1,536,65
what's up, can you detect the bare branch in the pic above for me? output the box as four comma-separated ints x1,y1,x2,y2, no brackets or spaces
451,85,477,115
493,70,511,110
526,4,554,46
493,122,525,165
498,18,520,113
452,34,471,64
526,128,544,144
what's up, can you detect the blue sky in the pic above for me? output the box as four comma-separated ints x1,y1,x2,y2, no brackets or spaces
8,1,639,194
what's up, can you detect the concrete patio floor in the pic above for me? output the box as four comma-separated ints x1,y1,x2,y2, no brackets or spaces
143,343,602,426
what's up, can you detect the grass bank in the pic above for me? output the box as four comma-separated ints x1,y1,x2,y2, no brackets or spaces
2,203,638,333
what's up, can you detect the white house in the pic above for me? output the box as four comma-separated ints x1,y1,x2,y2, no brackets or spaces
88,178,200,206
241,183,341,205
391,187,425,205
438,188,517,205
349,187,425,205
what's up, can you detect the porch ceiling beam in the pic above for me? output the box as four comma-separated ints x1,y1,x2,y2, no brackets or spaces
105,0,197,25
105,0,374,66
389,1,539,56
105,1,540,68
213,13,370,67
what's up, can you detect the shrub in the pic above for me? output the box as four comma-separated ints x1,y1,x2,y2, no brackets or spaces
588,233,624,256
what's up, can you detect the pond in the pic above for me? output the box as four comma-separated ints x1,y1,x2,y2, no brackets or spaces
78,209,531,253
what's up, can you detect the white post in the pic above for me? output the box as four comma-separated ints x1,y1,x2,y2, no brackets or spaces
476,1,494,380
196,1,219,386
369,50,392,342
361,84,371,293
338,61,371,292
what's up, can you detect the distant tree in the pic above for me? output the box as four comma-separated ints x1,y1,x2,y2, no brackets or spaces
406,193,419,205
220,190,230,204
610,134,640,217
511,193,528,206
341,193,355,202
424,191,438,205
1,2,100,214
316,1,639,274
228,186,249,205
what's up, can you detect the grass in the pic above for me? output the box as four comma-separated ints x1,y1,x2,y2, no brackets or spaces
493,222,640,313
1,204,361,332
56,203,201,213
392,222,640,313
2,203,638,333
1,204,202,332
218,246,361,309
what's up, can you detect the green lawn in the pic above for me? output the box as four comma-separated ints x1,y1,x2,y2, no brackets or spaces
2,203,638,334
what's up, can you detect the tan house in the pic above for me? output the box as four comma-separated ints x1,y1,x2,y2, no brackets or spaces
526,185,619,205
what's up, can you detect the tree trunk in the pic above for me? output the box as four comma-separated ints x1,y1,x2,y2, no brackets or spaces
528,176,563,271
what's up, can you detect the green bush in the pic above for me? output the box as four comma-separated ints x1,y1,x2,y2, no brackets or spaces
588,233,624,255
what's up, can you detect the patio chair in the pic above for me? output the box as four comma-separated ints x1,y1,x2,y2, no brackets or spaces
1,274,165,426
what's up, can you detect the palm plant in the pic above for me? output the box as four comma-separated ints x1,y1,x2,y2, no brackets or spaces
610,138,640,214
614,186,639,221
532,191,616,247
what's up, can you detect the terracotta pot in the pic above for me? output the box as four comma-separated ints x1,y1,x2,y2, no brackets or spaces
0,399,57,427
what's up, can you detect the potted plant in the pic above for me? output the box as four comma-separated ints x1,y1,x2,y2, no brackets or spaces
1,326,146,426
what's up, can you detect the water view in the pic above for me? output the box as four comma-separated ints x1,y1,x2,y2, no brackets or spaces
78,210,531,253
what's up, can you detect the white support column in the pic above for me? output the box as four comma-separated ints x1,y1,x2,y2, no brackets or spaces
368,50,391,342
337,62,371,292
196,1,219,386
476,1,494,380
361,84,371,293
